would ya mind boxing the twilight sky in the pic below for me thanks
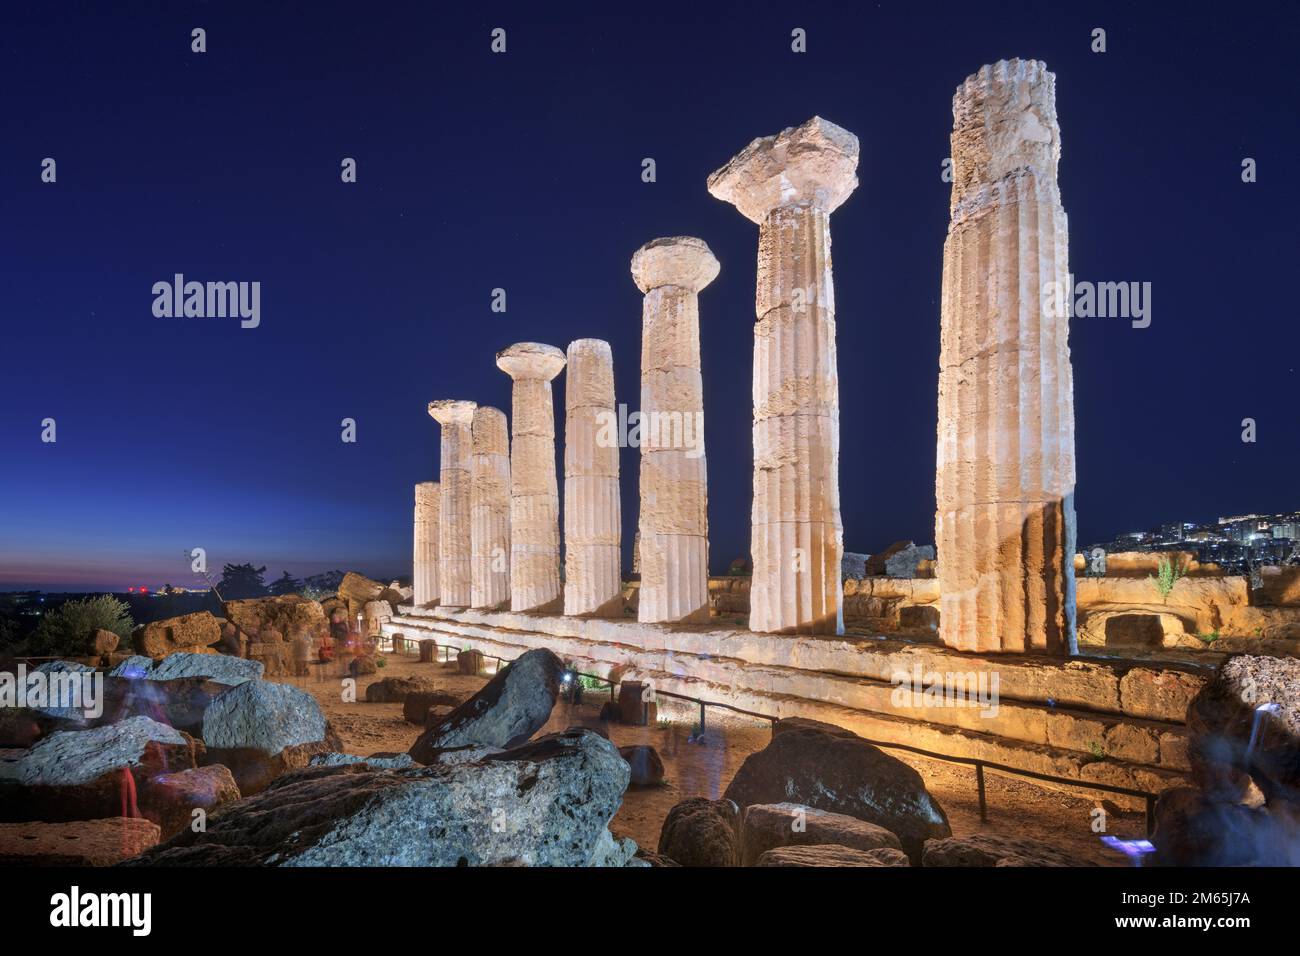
[2,1,1297,591]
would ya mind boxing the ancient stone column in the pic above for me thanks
[412,481,440,607]
[563,339,623,616]
[631,237,718,624]
[470,406,511,609]
[708,117,858,635]
[936,59,1078,654]
[427,400,476,608]
[496,343,566,611]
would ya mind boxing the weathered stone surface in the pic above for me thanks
[709,117,858,636]
[91,629,120,656]
[337,571,384,619]
[1187,654,1300,801]
[348,654,378,677]
[223,595,325,641]
[739,801,902,866]
[201,680,340,794]
[128,730,634,866]
[310,752,416,770]
[842,552,869,580]
[430,400,478,609]
[899,604,940,631]
[755,844,910,867]
[1149,785,1300,866]
[145,651,263,686]
[922,833,1078,867]
[497,343,567,612]
[0,817,161,866]
[864,541,935,579]
[413,481,441,607]
[723,724,950,860]
[410,648,562,761]
[937,59,1077,655]
[145,764,240,839]
[632,239,716,624]
[132,611,222,659]
[619,744,665,786]
[471,407,511,609]
[658,797,739,866]
[0,716,198,823]
[364,675,437,704]
[565,339,622,617]
[634,848,680,866]
[109,655,155,679]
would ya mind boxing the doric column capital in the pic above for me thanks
[495,342,566,381]
[707,116,859,224]
[630,237,720,294]
[427,399,477,426]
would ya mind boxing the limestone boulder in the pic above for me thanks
[865,541,935,579]
[1187,654,1300,802]
[657,797,740,866]
[1149,786,1300,866]
[0,716,199,823]
[337,571,384,618]
[841,552,869,581]
[722,724,950,861]
[409,648,563,762]
[739,802,902,866]
[201,680,341,794]
[131,611,222,659]
[755,844,910,867]
[402,690,470,724]
[91,629,120,656]
[310,752,416,770]
[364,675,437,704]
[223,595,326,641]
[127,730,635,867]
[922,834,1078,867]
[362,599,394,636]
[0,817,161,866]
[144,764,241,840]
[141,651,264,686]
[619,744,665,786]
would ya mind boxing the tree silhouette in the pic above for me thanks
[268,571,304,596]
[219,562,269,599]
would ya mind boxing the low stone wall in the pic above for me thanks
[383,606,1207,805]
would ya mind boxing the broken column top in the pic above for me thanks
[950,58,1059,212]
[471,405,509,453]
[495,342,566,381]
[707,116,859,224]
[415,481,439,504]
[427,399,477,425]
[631,236,720,294]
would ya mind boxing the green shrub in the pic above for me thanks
[31,595,133,656]
[1149,555,1188,602]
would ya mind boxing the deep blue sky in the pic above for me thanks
[2,1,1297,591]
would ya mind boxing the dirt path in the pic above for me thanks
[280,653,1143,866]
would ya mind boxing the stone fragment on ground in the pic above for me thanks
[132,611,222,659]
[658,797,740,866]
[144,764,241,839]
[0,817,161,866]
[922,833,1079,867]
[619,744,665,786]
[740,801,902,866]
[755,844,911,867]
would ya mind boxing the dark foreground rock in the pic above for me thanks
[922,833,1079,867]
[409,648,563,762]
[201,680,340,794]
[365,675,437,704]
[755,844,911,867]
[0,817,161,865]
[619,745,665,786]
[0,716,199,823]
[1148,785,1300,866]
[658,797,740,866]
[126,730,637,866]
[401,689,468,723]
[1187,654,1300,802]
[723,724,950,861]
[144,764,241,839]
[740,802,902,866]
[309,752,415,770]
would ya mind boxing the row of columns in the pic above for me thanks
[413,60,1078,653]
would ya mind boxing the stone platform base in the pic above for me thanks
[382,607,1211,807]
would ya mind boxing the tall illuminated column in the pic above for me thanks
[427,400,476,608]
[471,406,511,609]
[563,338,622,616]
[631,237,718,623]
[936,59,1078,654]
[412,481,440,607]
[708,116,858,635]
[496,343,566,612]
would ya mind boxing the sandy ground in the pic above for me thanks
[279,652,1145,867]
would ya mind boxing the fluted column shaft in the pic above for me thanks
[428,400,476,607]
[631,238,718,623]
[708,117,858,635]
[471,406,511,609]
[936,59,1078,654]
[413,481,440,607]
[497,343,567,612]
[564,339,622,616]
